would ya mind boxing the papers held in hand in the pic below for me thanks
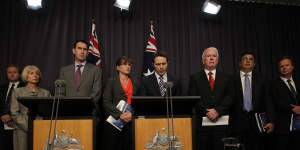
[255,112,268,133]
[106,100,132,131]
[290,114,300,131]
[202,115,229,126]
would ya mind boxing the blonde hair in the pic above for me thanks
[21,65,42,83]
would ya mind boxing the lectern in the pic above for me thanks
[18,97,95,150]
[131,96,200,150]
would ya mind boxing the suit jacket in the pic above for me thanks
[188,70,232,130]
[271,76,300,134]
[140,73,182,96]
[0,82,25,117]
[10,86,50,131]
[59,63,102,104]
[102,77,140,119]
[229,72,275,133]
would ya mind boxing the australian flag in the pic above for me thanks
[142,21,158,76]
[87,21,102,68]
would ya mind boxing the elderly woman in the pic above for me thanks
[102,56,141,150]
[10,65,50,150]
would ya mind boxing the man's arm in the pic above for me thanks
[90,68,102,104]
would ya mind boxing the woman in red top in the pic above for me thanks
[102,56,141,150]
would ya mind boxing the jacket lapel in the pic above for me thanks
[251,72,257,109]
[279,78,295,103]
[150,74,161,95]
[78,63,89,87]
[68,65,77,88]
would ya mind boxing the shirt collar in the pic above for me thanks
[155,72,167,79]
[75,61,86,67]
[204,69,216,76]
[280,76,294,83]
[240,71,252,78]
[9,81,20,87]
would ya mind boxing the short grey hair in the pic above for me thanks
[202,47,219,60]
[21,65,42,83]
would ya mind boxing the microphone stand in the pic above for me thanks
[46,96,56,150]
[46,83,64,150]
[165,83,176,150]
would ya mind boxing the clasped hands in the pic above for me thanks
[206,108,219,122]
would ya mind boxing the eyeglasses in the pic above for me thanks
[241,57,254,61]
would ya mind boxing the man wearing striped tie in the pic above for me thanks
[271,56,300,150]
[140,51,182,96]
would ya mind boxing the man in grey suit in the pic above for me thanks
[59,40,102,149]
[59,40,102,104]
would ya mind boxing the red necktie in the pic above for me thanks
[208,72,215,91]
[76,65,82,86]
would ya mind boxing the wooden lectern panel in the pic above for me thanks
[33,120,93,150]
[135,118,192,150]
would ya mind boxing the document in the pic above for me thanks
[290,114,300,131]
[255,112,268,133]
[106,100,132,131]
[202,115,229,126]
[4,124,15,130]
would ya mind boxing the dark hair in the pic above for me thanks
[116,56,132,66]
[6,64,20,73]
[152,51,168,63]
[277,56,294,66]
[240,52,256,62]
[73,40,89,48]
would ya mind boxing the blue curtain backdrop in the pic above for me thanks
[1,0,299,94]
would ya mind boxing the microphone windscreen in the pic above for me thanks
[55,80,66,87]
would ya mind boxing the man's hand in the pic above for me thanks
[120,113,132,123]
[1,114,15,127]
[291,104,300,115]
[1,114,11,123]
[206,109,219,122]
[264,123,274,134]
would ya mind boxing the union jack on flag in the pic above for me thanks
[142,22,158,76]
[87,22,102,68]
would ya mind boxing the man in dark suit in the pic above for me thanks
[188,47,232,150]
[229,52,275,150]
[271,56,300,150]
[140,51,182,96]
[0,65,25,150]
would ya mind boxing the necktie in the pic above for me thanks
[287,79,297,98]
[76,65,82,86]
[159,76,166,96]
[6,83,15,103]
[208,72,215,91]
[244,74,252,112]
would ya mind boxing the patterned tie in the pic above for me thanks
[287,79,297,98]
[76,65,82,86]
[159,76,166,96]
[208,72,215,91]
[6,83,15,103]
[244,74,252,112]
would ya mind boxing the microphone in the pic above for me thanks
[163,82,174,88]
[54,79,66,97]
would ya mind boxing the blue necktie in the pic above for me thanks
[244,74,252,112]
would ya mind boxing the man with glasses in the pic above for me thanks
[229,52,275,150]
